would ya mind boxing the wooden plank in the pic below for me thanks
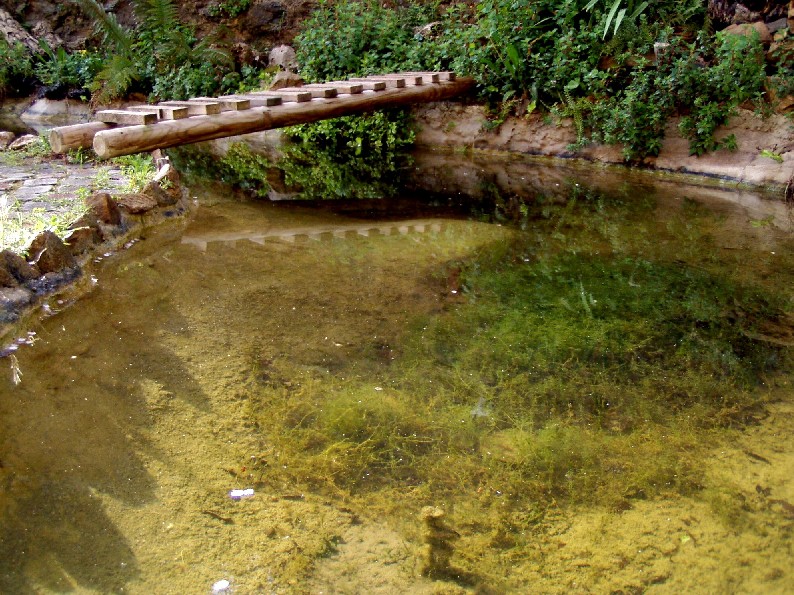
[220,94,282,107]
[367,74,423,85]
[96,109,158,125]
[193,96,251,111]
[305,82,365,94]
[349,77,405,88]
[397,71,440,83]
[159,100,221,116]
[92,78,475,159]
[400,71,457,81]
[247,90,313,103]
[278,85,337,99]
[126,105,190,120]
[348,80,386,91]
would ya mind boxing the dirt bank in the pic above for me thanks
[413,104,794,191]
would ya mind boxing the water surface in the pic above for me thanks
[1,152,792,593]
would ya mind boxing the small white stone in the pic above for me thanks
[212,579,231,593]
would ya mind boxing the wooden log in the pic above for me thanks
[126,105,190,120]
[349,77,405,88]
[92,77,475,159]
[96,109,158,125]
[220,94,282,107]
[159,100,221,115]
[50,121,112,154]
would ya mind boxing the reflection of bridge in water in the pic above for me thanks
[181,219,443,252]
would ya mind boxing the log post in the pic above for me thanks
[92,78,474,159]
[50,122,112,154]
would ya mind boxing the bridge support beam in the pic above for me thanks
[90,78,474,159]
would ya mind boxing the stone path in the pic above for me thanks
[0,161,130,217]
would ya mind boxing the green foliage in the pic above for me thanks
[585,0,649,40]
[294,0,438,82]
[34,43,103,91]
[206,0,251,18]
[0,39,34,98]
[169,110,416,200]
[72,0,235,102]
[111,153,156,192]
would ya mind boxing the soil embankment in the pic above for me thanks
[414,103,794,190]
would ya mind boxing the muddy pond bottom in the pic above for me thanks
[1,155,793,594]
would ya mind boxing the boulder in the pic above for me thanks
[268,45,297,71]
[0,131,15,150]
[146,161,182,206]
[0,250,39,284]
[115,193,158,214]
[86,191,122,225]
[722,22,772,44]
[27,231,76,274]
[0,7,38,52]
[8,134,39,151]
[64,220,102,255]
[268,70,304,90]
[243,1,285,36]
[0,287,34,323]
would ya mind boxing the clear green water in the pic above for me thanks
[1,152,792,593]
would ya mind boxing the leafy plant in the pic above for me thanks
[206,0,251,18]
[35,42,102,91]
[584,0,649,40]
[0,39,34,98]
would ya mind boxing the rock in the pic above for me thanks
[243,1,285,36]
[64,221,102,255]
[722,22,772,44]
[0,287,34,323]
[86,191,122,225]
[26,268,81,296]
[8,135,39,151]
[0,131,15,150]
[268,70,304,90]
[27,231,77,274]
[146,161,182,206]
[268,45,297,71]
[0,265,18,288]
[0,7,39,52]
[767,17,789,34]
[115,192,158,214]
[0,250,39,284]
[790,0,794,33]
[732,4,760,24]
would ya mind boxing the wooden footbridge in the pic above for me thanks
[49,72,473,159]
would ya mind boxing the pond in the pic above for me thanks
[1,149,792,594]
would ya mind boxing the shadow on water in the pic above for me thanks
[0,224,213,592]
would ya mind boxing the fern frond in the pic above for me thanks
[92,53,139,102]
[72,0,133,54]
[194,39,234,68]
[132,0,179,33]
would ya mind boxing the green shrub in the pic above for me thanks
[0,39,34,98]
[34,43,103,91]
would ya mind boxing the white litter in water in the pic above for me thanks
[470,397,491,418]
[212,578,231,593]
[229,488,255,500]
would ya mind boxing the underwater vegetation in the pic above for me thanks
[243,182,793,535]
[168,110,415,200]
